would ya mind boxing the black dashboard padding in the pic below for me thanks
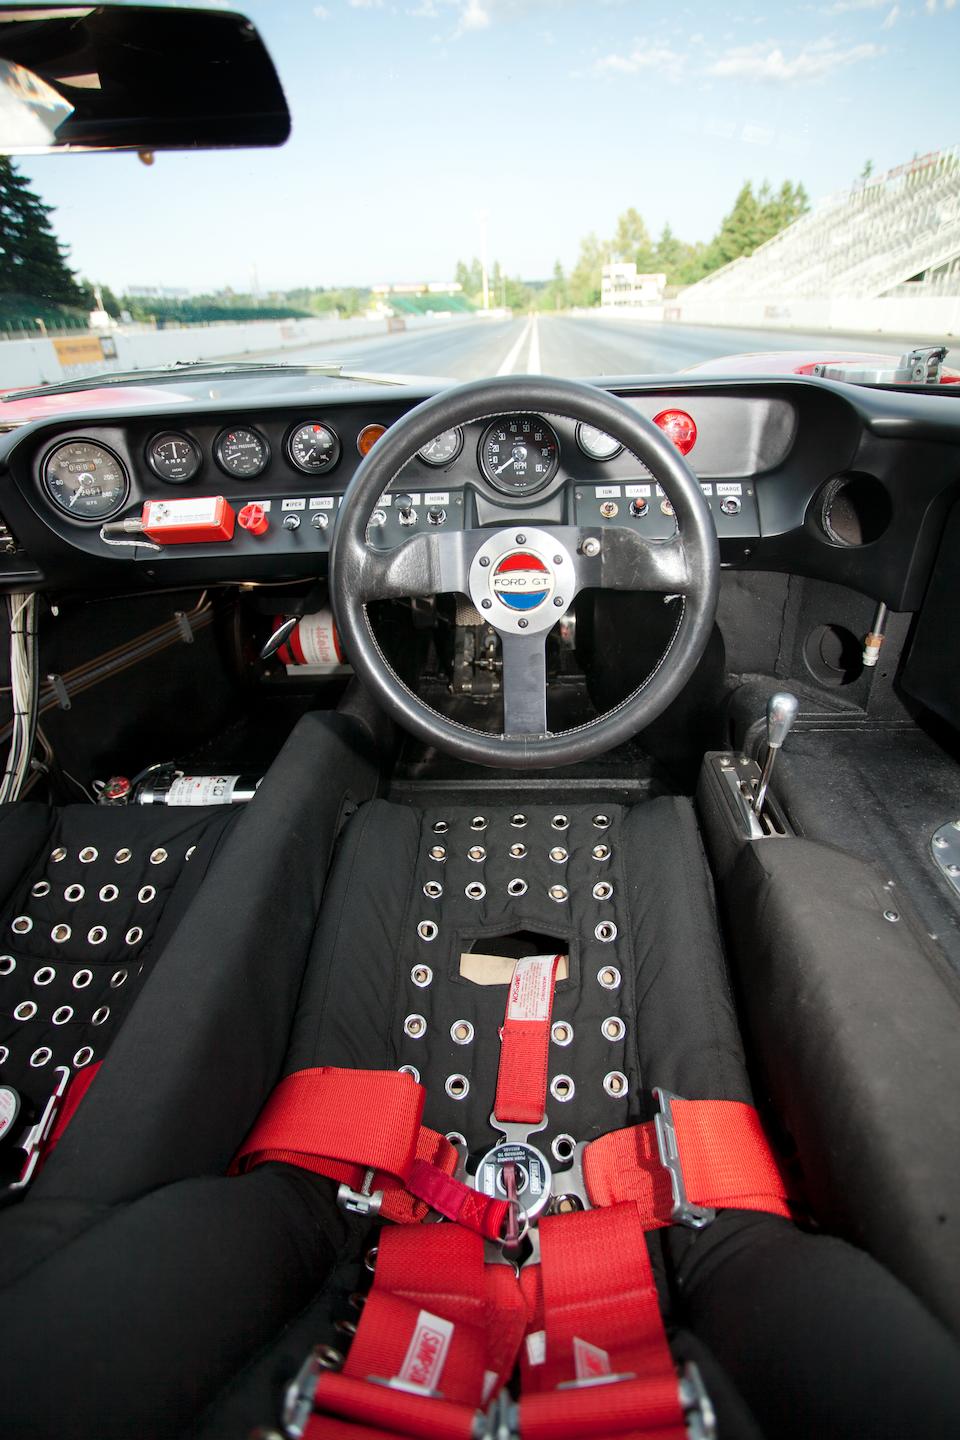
[902,496,960,732]
[724,837,960,1336]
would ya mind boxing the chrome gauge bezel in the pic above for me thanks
[41,438,130,522]
[285,420,342,476]
[576,421,623,461]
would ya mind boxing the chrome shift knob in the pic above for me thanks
[766,692,799,751]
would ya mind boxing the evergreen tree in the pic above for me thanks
[654,223,685,276]
[0,157,85,305]
[612,207,655,269]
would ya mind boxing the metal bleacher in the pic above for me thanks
[680,148,960,302]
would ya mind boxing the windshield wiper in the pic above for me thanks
[2,359,348,403]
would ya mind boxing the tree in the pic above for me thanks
[654,223,684,277]
[540,259,569,311]
[569,232,611,308]
[611,207,656,270]
[0,157,85,306]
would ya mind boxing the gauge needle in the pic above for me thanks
[495,457,516,474]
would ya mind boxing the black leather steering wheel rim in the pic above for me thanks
[330,375,719,770]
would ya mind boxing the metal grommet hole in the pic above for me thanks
[507,878,528,897]
[510,814,527,828]
[30,1047,52,1068]
[595,921,618,943]
[550,1074,575,1102]
[79,847,98,864]
[411,964,433,988]
[12,916,33,935]
[149,848,168,865]
[334,1318,358,1338]
[467,845,486,862]
[52,1006,73,1025]
[592,814,611,829]
[551,1021,573,1046]
[423,881,443,899]
[0,955,15,976]
[592,844,611,862]
[470,816,487,831]
[404,1013,427,1039]
[398,1064,421,1081]
[51,923,71,944]
[552,1134,577,1163]
[110,970,127,989]
[465,882,486,900]
[364,1246,378,1273]
[50,847,67,864]
[348,1292,367,1313]
[451,1020,474,1045]
[72,968,93,989]
[417,920,439,942]
[317,1345,345,1371]
[87,926,108,946]
[65,884,86,903]
[92,1006,110,1026]
[99,885,118,903]
[598,965,622,990]
[14,1001,37,1021]
[432,820,449,834]
[548,884,568,903]
[0,1045,8,1063]
[602,1016,626,1041]
[549,847,568,864]
[446,1131,467,1147]
[31,881,50,899]
[138,886,156,904]
[509,842,527,859]
[593,881,614,901]
[125,927,144,945]
[114,848,132,865]
[184,845,196,863]
[429,846,447,863]
[33,966,55,986]
[551,814,569,831]
[73,1046,94,1067]
[604,1071,628,1098]
[445,1073,470,1099]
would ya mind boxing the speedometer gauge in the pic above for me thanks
[287,421,340,475]
[42,439,129,520]
[419,428,463,467]
[576,422,622,461]
[214,427,269,478]
[478,415,559,495]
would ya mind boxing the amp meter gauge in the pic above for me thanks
[42,439,129,520]
[147,432,202,483]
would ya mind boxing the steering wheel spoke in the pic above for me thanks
[593,527,691,593]
[500,633,548,737]
[356,529,478,603]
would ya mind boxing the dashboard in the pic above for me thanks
[2,375,959,613]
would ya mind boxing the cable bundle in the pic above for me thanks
[1,592,38,804]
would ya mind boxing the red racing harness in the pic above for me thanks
[231,955,799,1439]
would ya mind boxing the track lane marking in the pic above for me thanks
[496,316,533,376]
[526,315,541,374]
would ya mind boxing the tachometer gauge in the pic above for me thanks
[42,439,129,520]
[214,427,269,479]
[478,415,559,495]
[147,432,202,483]
[576,422,622,461]
[286,421,341,475]
[419,428,463,467]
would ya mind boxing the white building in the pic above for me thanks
[601,264,666,308]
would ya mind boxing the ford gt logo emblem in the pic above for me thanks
[492,551,553,611]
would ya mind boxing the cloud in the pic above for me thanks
[313,3,330,14]
[706,38,882,81]
[824,0,886,10]
[881,4,899,24]
[593,44,686,78]
[347,0,383,8]
[458,0,491,28]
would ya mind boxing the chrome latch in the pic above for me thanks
[653,1089,716,1231]
[337,1167,384,1218]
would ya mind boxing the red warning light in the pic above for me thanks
[653,409,697,456]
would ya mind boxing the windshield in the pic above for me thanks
[1,0,958,401]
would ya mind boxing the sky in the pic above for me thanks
[11,0,960,294]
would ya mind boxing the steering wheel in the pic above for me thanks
[330,375,719,769]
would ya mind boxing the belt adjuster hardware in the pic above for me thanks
[653,1088,716,1231]
[337,1166,384,1218]
[680,1361,718,1439]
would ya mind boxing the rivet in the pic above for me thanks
[50,847,67,863]
[0,955,15,975]
[465,882,486,900]
[72,969,93,989]
[598,965,622,990]
[12,916,33,934]
[51,923,71,943]
[551,814,569,831]
[73,1046,94,1067]
[553,554,564,565]
[91,1006,110,1026]
[479,556,490,568]
[592,815,611,829]
[65,884,86,903]
[87,926,107,946]
[883,910,900,922]
[114,848,132,865]
[551,1021,573,1046]
[150,848,168,865]
[550,1074,575,1102]
[398,1064,421,1081]
[510,814,527,828]
[30,1047,52,1068]
[509,842,527,859]
[517,618,529,629]
[602,1016,626,1041]
[432,820,449,834]
[31,881,50,899]
[138,886,156,904]
[516,534,526,544]
[79,847,98,864]
[423,881,443,899]
[429,846,447,863]
[548,884,569,902]
[411,964,433,987]
[110,970,127,989]
[52,1006,73,1025]
[99,884,118,903]
[593,881,614,900]
[404,1013,427,1038]
[33,966,55,986]
[467,845,486,862]
[481,599,492,609]
[125,926,144,945]
[446,1130,467,1147]
[595,921,618,942]
[592,844,611,861]
[552,1134,576,1163]
[445,1074,470,1099]
[470,816,487,831]
[451,1020,474,1045]
[549,847,568,863]
[14,1001,37,1021]
[507,878,528,896]
[603,1071,628,1098]
[417,920,439,942]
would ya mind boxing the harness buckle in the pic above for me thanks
[653,1089,716,1231]
[679,1361,718,1440]
[475,1388,519,1439]
[337,1167,384,1218]
[282,1344,343,1438]
[6,1065,71,1193]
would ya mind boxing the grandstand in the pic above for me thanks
[680,148,960,303]
[386,292,474,317]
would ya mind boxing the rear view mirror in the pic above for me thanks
[0,4,290,154]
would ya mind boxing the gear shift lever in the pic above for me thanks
[753,692,799,818]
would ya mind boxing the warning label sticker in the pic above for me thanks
[166,775,239,806]
[506,954,558,1023]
